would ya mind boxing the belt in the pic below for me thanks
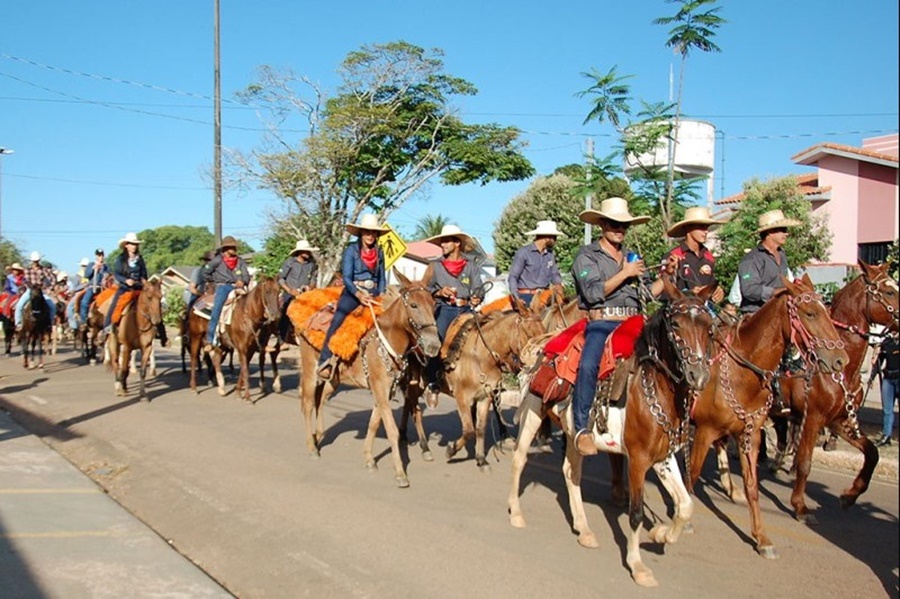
[588,306,640,321]
[354,280,376,290]
[517,288,546,294]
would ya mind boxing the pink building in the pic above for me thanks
[719,133,898,280]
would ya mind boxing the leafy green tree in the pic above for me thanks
[653,0,726,229]
[232,41,534,282]
[714,176,831,287]
[0,238,24,272]
[888,239,899,279]
[413,214,452,240]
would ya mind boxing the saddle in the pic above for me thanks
[286,287,383,361]
[529,315,645,405]
[94,288,139,326]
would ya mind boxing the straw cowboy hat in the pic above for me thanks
[525,220,566,237]
[218,235,239,251]
[29,251,42,262]
[424,224,476,253]
[56,271,68,282]
[345,213,390,237]
[579,197,651,226]
[289,239,319,256]
[9,262,23,272]
[79,257,89,267]
[756,209,802,234]
[667,206,728,238]
[118,232,142,249]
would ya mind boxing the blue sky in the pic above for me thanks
[1,1,897,270]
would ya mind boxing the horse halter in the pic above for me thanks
[788,291,845,367]
[395,286,439,361]
[646,297,713,389]
[864,273,899,328]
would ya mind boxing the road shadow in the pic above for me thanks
[0,396,83,443]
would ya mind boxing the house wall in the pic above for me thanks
[815,155,860,264]
[858,161,899,243]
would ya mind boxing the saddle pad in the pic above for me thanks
[544,318,587,357]
[480,294,513,315]
[287,287,383,361]
[599,315,645,380]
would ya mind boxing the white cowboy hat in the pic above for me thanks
[579,197,651,226]
[345,213,390,236]
[667,206,728,238]
[56,271,68,282]
[79,257,90,267]
[118,232,142,249]
[424,224,476,253]
[525,220,566,237]
[289,239,319,256]
[29,251,42,262]
[756,209,802,234]
[9,262,23,271]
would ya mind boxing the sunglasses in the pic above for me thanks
[604,220,630,230]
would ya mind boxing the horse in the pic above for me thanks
[717,260,898,523]
[19,283,53,370]
[507,278,715,588]
[106,279,164,400]
[296,271,441,488]
[683,274,848,559]
[398,295,546,470]
[207,276,281,402]
[184,284,248,395]
[540,296,585,333]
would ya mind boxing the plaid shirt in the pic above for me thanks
[23,265,53,290]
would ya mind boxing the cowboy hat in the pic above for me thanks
[118,232,142,248]
[424,224,476,253]
[289,239,319,256]
[56,271,68,282]
[525,220,566,237]
[202,250,216,262]
[756,209,801,234]
[79,257,90,267]
[667,206,728,238]
[345,213,390,236]
[9,262,23,272]
[579,197,651,226]
[218,235,239,250]
[29,251,42,262]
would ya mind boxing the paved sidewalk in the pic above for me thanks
[0,408,232,598]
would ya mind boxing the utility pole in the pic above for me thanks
[213,0,222,247]
[584,138,594,245]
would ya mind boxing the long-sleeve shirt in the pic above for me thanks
[737,244,791,314]
[84,262,111,291]
[23,264,54,290]
[507,243,562,298]
[571,241,640,310]
[4,274,24,294]
[340,242,385,297]
[278,258,318,291]
[424,259,484,303]
[112,253,148,290]
[203,255,251,286]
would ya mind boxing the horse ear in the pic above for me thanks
[661,275,682,300]
[697,283,715,301]
[800,273,814,289]
[857,259,876,282]
[393,268,411,287]
[780,275,797,296]
[510,294,526,314]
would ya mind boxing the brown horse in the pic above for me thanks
[508,278,715,588]
[684,274,848,559]
[718,260,898,523]
[297,271,441,488]
[19,284,53,370]
[541,296,585,333]
[208,276,281,402]
[106,280,164,400]
[399,295,546,470]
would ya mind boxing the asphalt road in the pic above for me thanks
[0,343,897,598]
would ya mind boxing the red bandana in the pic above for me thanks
[442,259,467,278]
[360,248,378,271]
[223,255,238,270]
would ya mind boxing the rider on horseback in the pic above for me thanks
[277,239,319,343]
[421,224,484,407]
[203,236,250,353]
[79,248,109,329]
[664,206,727,303]
[315,214,387,382]
[507,220,565,308]
[2,262,25,319]
[571,198,675,456]
[14,252,57,332]
[99,233,148,344]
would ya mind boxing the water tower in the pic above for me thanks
[623,119,717,207]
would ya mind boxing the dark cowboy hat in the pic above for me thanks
[218,235,239,250]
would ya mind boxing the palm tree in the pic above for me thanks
[653,0,726,229]
[413,214,452,240]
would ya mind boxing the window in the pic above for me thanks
[858,242,890,265]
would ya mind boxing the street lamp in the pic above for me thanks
[0,147,13,239]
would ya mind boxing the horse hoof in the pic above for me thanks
[683,522,695,534]
[217,388,226,397]
[422,450,434,462]
[365,460,377,471]
[797,512,818,526]
[140,396,149,403]
[395,475,410,489]
[839,493,857,510]
[577,531,599,549]
[477,462,492,474]
[649,525,672,544]
[758,545,779,560]
[509,514,526,529]
[632,567,659,588]
[445,446,457,459]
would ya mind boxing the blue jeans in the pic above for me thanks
[572,320,620,432]
[426,302,471,385]
[207,284,234,345]
[79,288,97,324]
[66,297,78,330]
[318,289,361,365]
[882,375,898,438]
[14,288,57,327]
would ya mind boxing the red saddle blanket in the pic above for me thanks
[541,315,644,384]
